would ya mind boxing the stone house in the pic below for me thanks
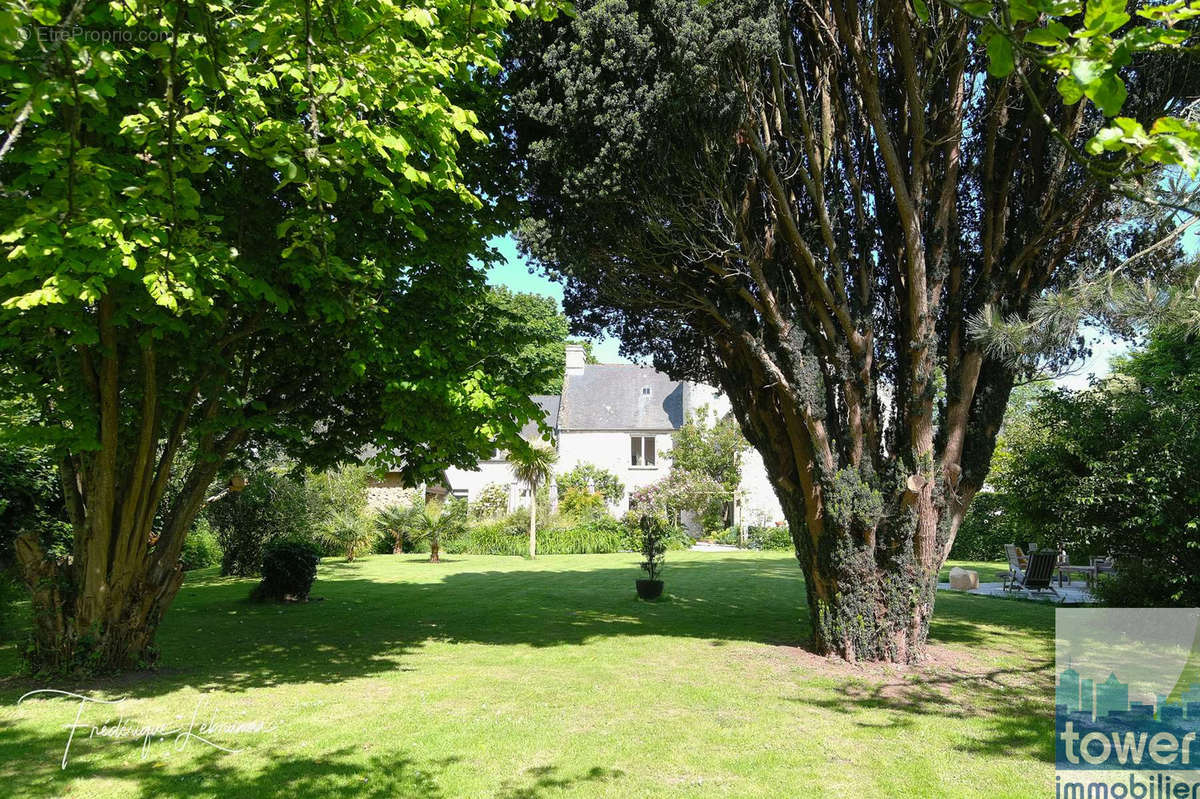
[429,345,784,529]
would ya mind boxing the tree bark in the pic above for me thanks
[528,486,537,558]
[16,529,187,673]
[775,484,944,663]
[14,335,243,673]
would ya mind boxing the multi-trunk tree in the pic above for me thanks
[506,0,1199,661]
[0,0,557,673]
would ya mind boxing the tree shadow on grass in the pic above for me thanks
[794,658,1055,762]
[930,591,1055,650]
[0,714,626,799]
[0,555,1058,794]
[0,555,1053,720]
[1,556,814,697]
[496,765,625,799]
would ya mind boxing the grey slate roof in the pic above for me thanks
[521,394,561,441]
[559,364,685,431]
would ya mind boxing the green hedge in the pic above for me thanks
[949,491,1027,562]
[438,515,692,556]
[747,524,792,550]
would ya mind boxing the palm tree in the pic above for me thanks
[403,498,466,563]
[321,508,376,562]
[375,503,411,554]
[507,442,557,558]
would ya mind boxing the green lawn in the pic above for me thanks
[0,552,1053,798]
[938,559,1012,583]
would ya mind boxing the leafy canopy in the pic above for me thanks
[483,286,571,394]
[669,405,749,495]
[956,0,1200,177]
[999,330,1200,605]
[0,0,563,485]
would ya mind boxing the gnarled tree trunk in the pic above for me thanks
[713,335,1011,664]
[12,296,249,673]
[14,444,231,673]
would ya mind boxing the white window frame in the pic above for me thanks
[630,435,657,468]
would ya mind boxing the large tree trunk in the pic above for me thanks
[714,340,1002,664]
[13,331,243,672]
[12,293,255,674]
[776,486,945,663]
[14,469,223,673]
[16,530,186,672]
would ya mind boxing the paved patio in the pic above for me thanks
[937,579,1095,604]
[690,542,741,552]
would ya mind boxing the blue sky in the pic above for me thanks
[487,227,1200,386]
[484,236,633,364]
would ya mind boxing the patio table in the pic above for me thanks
[1057,564,1096,588]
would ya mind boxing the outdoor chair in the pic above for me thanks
[1009,550,1061,600]
[1003,544,1028,590]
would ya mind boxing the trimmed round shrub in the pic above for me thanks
[250,539,321,602]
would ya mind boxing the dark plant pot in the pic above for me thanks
[636,579,664,600]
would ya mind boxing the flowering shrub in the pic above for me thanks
[471,482,510,520]
[556,463,625,504]
[630,470,728,533]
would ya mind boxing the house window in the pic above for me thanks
[630,435,656,467]
[641,386,651,396]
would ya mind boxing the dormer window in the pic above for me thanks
[641,386,651,396]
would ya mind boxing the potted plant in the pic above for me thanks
[636,515,667,600]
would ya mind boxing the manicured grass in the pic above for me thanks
[939,559,1012,583]
[0,551,1054,798]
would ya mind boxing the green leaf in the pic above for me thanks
[1084,0,1130,35]
[986,31,1014,77]
[1058,74,1084,104]
[913,0,930,23]
[316,179,338,203]
[1009,0,1038,22]
[1070,58,1104,86]
[1084,73,1127,117]
[1085,125,1123,155]
[1023,22,1069,47]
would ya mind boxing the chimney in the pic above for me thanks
[565,344,586,376]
